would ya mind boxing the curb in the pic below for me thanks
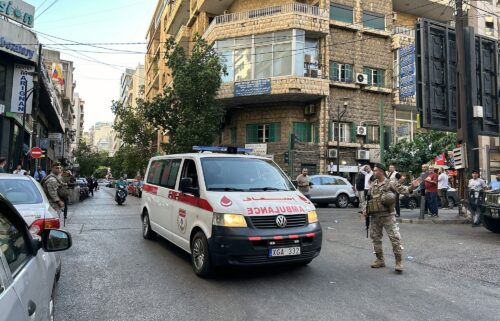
[396,217,469,225]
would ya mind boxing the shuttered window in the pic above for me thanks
[246,123,281,143]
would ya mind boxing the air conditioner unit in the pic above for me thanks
[357,126,367,136]
[357,150,370,160]
[310,69,319,78]
[304,104,315,115]
[327,149,338,158]
[356,73,368,85]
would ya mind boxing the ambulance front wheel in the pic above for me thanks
[191,231,213,277]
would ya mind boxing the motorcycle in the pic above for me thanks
[115,185,127,205]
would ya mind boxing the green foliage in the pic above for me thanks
[139,35,226,154]
[73,140,106,177]
[384,131,457,176]
[93,166,108,179]
[109,145,150,179]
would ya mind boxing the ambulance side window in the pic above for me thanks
[180,159,199,189]
[160,159,181,189]
[147,160,164,185]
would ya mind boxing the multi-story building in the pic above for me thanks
[42,49,78,164]
[111,65,145,156]
[392,0,500,178]
[71,93,85,156]
[88,122,114,155]
[146,0,396,179]
[0,4,70,172]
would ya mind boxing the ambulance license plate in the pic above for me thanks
[269,247,301,257]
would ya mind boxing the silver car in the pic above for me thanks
[309,175,357,208]
[0,193,72,321]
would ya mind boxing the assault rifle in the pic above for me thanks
[365,194,370,238]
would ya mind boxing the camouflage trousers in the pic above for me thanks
[370,214,403,255]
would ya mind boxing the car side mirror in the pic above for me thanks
[41,229,72,252]
[180,177,199,197]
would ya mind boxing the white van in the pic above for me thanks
[140,148,322,277]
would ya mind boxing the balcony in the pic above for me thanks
[175,25,190,51]
[217,75,329,107]
[393,0,453,22]
[203,3,329,43]
[165,0,190,37]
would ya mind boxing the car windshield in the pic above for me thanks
[201,157,294,192]
[0,179,43,205]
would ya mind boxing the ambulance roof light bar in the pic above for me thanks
[192,146,254,154]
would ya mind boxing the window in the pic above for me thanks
[0,64,6,101]
[485,16,494,36]
[230,127,237,145]
[330,62,353,82]
[147,160,164,185]
[246,123,281,143]
[293,122,318,143]
[363,11,385,30]
[395,109,418,142]
[234,48,251,81]
[273,43,292,77]
[332,122,351,142]
[393,50,400,89]
[0,212,30,276]
[366,125,380,144]
[321,176,337,185]
[304,38,319,77]
[310,177,321,185]
[330,3,353,24]
[0,180,43,205]
[180,159,199,189]
[255,45,273,79]
[158,159,181,189]
[363,67,385,87]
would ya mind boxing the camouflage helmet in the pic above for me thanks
[381,191,397,207]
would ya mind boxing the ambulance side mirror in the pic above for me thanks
[180,177,199,197]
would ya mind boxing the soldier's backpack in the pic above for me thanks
[41,174,70,201]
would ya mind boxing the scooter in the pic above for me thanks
[115,185,127,205]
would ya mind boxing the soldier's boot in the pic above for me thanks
[371,252,385,268]
[394,254,403,273]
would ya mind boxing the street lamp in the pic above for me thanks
[336,97,349,175]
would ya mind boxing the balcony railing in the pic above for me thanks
[204,3,327,37]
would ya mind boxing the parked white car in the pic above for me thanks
[308,175,358,208]
[0,193,72,321]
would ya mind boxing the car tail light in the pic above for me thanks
[29,218,61,237]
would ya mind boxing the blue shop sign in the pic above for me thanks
[235,79,271,97]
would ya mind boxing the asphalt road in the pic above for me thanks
[55,187,500,321]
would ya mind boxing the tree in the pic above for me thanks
[139,35,226,154]
[73,140,104,177]
[385,131,457,176]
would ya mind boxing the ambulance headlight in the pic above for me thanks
[213,213,248,227]
[307,210,318,224]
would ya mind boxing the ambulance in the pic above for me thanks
[140,147,322,277]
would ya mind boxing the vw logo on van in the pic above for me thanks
[276,215,287,228]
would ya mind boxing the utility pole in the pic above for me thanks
[379,97,384,163]
[31,44,42,172]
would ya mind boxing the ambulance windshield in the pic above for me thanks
[201,157,294,192]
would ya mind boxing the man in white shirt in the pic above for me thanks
[468,170,487,227]
[437,168,450,209]
[12,164,26,175]
[360,165,373,206]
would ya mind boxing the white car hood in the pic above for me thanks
[14,203,56,226]
[207,191,315,216]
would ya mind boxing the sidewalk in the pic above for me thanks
[396,207,469,224]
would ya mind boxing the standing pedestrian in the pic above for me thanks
[13,164,26,175]
[360,165,373,207]
[438,168,451,209]
[468,170,487,227]
[41,163,68,212]
[420,164,430,214]
[355,168,366,211]
[0,157,6,173]
[387,164,401,217]
[363,163,415,273]
[424,166,439,217]
[296,168,312,200]
[34,165,47,182]
[87,177,94,197]
[488,172,500,191]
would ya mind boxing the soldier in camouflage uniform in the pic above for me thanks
[41,163,66,211]
[363,163,416,273]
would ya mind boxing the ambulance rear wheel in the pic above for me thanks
[191,231,213,277]
[142,212,156,240]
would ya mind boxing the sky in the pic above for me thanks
[28,0,157,131]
